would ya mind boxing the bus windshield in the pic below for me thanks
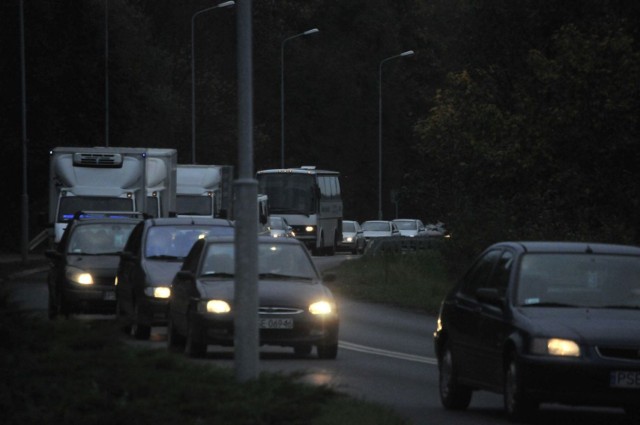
[258,173,315,214]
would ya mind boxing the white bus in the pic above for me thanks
[257,166,343,255]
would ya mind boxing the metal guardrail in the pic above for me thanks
[363,236,444,256]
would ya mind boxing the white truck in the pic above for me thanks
[49,147,177,243]
[175,164,233,218]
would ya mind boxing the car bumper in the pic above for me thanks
[62,285,116,313]
[519,353,640,407]
[190,312,339,348]
[137,297,170,326]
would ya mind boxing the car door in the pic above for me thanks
[117,222,143,314]
[170,239,205,333]
[447,248,503,384]
[474,249,514,390]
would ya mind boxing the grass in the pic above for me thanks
[0,283,409,425]
[326,249,453,315]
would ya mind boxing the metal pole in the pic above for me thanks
[378,50,414,220]
[234,0,259,382]
[20,0,29,263]
[280,28,319,169]
[191,2,235,165]
[105,0,109,147]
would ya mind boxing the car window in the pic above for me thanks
[67,222,137,254]
[342,222,356,232]
[459,249,503,297]
[517,253,640,307]
[145,225,234,258]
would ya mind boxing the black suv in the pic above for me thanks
[46,212,143,319]
[116,217,234,339]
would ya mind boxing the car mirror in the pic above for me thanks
[476,288,504,307]
[45,249,60,260]
[175,270,195,282]
[322,272,337,283]
[120,251,137,261]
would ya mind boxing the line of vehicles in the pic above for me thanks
[44,146,345,359]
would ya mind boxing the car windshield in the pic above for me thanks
[145,225,234,259]
[200,242,318,280]
[517,253,640,308]
[269,217,285,230]
[67,222,137,255]
[394,221,416,230]
[342,222,356,232]
[362,222,389,231]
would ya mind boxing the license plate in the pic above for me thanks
[610,371,640,388]
[103,291,116,301]
[259,318,293,329]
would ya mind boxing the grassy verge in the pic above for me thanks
[326,249,453,315]
[0,287,408,425]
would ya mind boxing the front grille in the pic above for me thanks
[259,307,303,315]
[597,346,640,361]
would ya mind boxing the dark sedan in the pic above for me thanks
[116,217,234,339]
[46,214,141,318]
[167,236,339,359]
[433,241,640,422]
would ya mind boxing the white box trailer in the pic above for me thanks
[176,164,233,218]
[49,147,177,243]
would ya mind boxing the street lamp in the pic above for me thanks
[191,1,235,164]
[280,28,319,169]
[378,50,414,220]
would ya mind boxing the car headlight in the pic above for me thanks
[144,286,171,299]
[305,226,315,233]
[345,236,353,243]
[531,338,581,357]
[198,300,231,314]
[65,267,94,285]
[309,300,334,315]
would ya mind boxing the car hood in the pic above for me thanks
[517,307,640,343]
[67,254,120,276]
[197,278,334,307]
[398,230,418,236]
[144,261,183,286]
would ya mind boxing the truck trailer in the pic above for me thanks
[49,147,177,243]
[175,164,233,218]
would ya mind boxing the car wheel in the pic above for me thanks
[185,319,207,358]
[131,302,151,340]
[317,341,338,359]
[166,316,186,352]
[294,345,312,357]
[504,356,538,422]
[438,342,472,410]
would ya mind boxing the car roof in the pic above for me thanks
[69,217,142,227]
[203,235,303,245]
[144,217,234,227]
[490,241,640,255]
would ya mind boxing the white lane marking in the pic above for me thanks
[339,341,438,365]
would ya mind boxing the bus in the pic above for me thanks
[257,166,343,255]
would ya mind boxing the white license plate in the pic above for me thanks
[259,318,293,329]
[610,371,640,388]
[103,291,116,301]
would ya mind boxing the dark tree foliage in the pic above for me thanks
[3,0,640,267]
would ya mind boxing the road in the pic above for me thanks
[4,255,632,425]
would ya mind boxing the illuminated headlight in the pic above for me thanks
[531,338,581,357]
[198,300,231,314]
[309,301,334,315]
[345,236,354,243]
[65,267,94,285]
[305,226,315,233]
[144,286,171,299]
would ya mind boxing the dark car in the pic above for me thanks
[268,215,295,238]
[116,217,234,339]
[338,220,366,254]
[433,241,640,422]
[167,236,339,359]
[46,213,142,319]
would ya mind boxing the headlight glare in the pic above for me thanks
[305,226,314,233]
[309,300,333,315]
[66,267,93,285]
[206,300,231,314]
[531,338,580,357]
[144,286,171,299]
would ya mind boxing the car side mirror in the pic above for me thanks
[476,288,504,307]
[45,249,61,260]
[120,251,137,262]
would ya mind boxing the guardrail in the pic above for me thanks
[363,236,445,256]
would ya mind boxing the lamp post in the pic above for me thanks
[280,28,319,169]
[378,50,414,220]
[191,1,235,164]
